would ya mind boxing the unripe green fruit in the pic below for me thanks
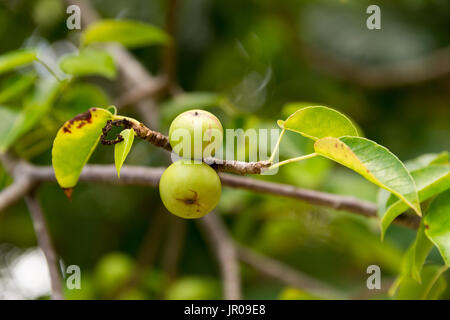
[168,109,223,159]
[159,160,222,219]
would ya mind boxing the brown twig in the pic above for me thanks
[24,192,63,300]
[198,213,242,300]
[100,118,272,174]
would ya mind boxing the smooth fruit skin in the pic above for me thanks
[168,109,223,159]
[159,160,222,219]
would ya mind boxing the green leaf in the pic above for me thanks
[277,106,360,140]
[59,48,116,79]
[424,189,450,266]
[396,265,447,300]
[0,73,37,104]
[114,129,135,178]
[401,222,434,282]
[82,19,170,48]
[379,165,450,238]
[0,79,63,152]
[0,49,37,74]
[0,106,20,149]
[52,107,113,189]
[314,136,421,216]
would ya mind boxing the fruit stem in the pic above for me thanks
[268,128,285,163]
[268,153,317,171]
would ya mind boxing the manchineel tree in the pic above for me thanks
[0,4,449,301]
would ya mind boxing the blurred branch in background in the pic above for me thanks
[162,215,187,286]
[198,213,242,300]
[24,192,63,300]
[304,45,450,89]
[236,245,345,299]
[110,208,169,299]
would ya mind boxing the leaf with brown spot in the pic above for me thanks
[52,107,113,189]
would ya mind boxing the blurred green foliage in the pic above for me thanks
[0,0,448,300]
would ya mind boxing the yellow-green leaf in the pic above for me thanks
[401,222,434,282]
[82,19,170,48]
[59,48,116,79]
[396,265,447,300]
[424,189,450,266]
[314,136,421,216]
[0,49,37,74]
[52,107,113,189]
[114,129,135,178]
[277,105,359,140]
[379,165,450,238]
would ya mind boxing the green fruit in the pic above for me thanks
[93,252,135,294]
[159,160,222,219]
[168,109,223,159]
[166,276,221,300]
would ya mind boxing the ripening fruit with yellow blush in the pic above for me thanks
[159,160,222,219]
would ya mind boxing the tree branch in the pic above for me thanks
[24,192,63,300]
[198,213,242,300]
[0,160,419,228]
[304,45,450,89]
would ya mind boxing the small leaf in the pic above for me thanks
[59,48,116,79]
[424,189,450,266]
[0,73,36,104]
[277,106,359,140]
[52,107,113,189]
[396,265,447,300]
[82,19,170,48]
[114,129,135,178]
[314,136,421,216]
[379,165,450,238]
[0,49,37,74]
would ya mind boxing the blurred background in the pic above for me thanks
[0,0,449,299]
